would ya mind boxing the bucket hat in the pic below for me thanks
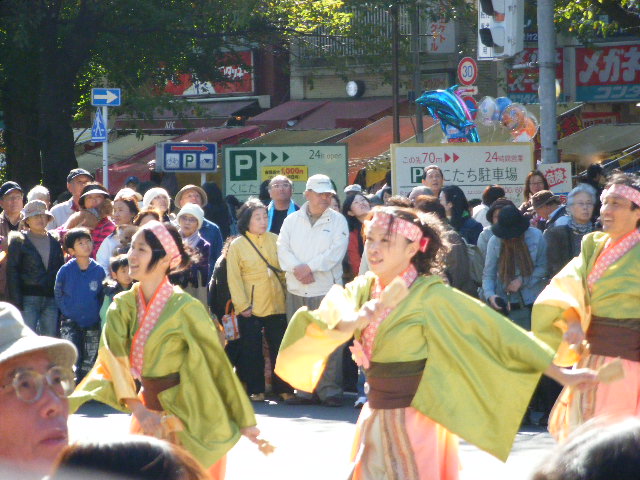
[174,185,208,207]
[20,200,54,229]
[491,204,530,239]
[531,190,559,210]
[0,302,76,369]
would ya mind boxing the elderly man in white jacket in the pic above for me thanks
[277,174,349,406]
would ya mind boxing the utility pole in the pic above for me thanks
[537,0,558,164]
[390,4,401,144]
[412,2,424,142]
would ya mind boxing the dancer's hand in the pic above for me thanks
[564,322,585,345]
[132,404,163,436]
[336,299,383,333]
[545,364,598,390]
[241,426,261,444]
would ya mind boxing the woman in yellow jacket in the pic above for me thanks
[226,197,294,401]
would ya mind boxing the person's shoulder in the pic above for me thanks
[526,226,544,239]
[50,199,71,212]
[7,230,25,245]
[265,231,279,243]
[202,217,221,231]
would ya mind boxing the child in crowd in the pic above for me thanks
[55,227,106,381]
[99,254,133,327]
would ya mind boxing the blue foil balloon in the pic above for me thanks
[495,97,513,116]
[416,85,480,143]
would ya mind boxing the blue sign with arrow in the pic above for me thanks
[91,108,107,142]
[91,88,121,106]
[155,142,218,172]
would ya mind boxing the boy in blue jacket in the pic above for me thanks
[55,227,106,381]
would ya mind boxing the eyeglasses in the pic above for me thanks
[572,202,594,208]
[0,366,75,404]
[529,181,545,186]
[269,184,291,190]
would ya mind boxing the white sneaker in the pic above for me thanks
[354,396,367,409]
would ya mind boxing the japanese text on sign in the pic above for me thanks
[262,166,308,182]
[391,143,534,204]
[508,48,563,103]
[538,163,572,195]
[576,45,640,102]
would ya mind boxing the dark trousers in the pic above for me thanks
[228,313,292,395]
[60,318,101,383]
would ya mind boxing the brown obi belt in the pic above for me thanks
[140,373,180,411]
[365,359,426,410]
[587,316,640,362]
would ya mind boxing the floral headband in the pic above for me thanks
[143,220,182,269]
[365,211,429,252]
[601,184,640,208]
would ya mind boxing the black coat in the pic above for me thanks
[7,231,65,309]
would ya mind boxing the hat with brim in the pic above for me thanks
[491,205,530,239]
[485,198,515,225]
[531,190,558,210]
[66,168,94,183]
[175,185,208,208]
[177,202,204,230]
[19,200,54,229]
[306,174,336,194]
[0,302,76,370]
[79,184,110,208]
[0,181,23,199]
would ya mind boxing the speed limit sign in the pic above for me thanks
[457,57,478,86]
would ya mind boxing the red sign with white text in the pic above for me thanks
[165,51,254,96]
[507,48,563,103]
[576,44,640,102]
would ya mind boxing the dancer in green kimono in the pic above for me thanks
[69,221,258,479]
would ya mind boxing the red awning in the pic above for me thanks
[296,98,399,130]
[341,116,434,184]
[246,100,328,132]
[95,126,262,193]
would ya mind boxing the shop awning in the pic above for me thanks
[115,99,260,130]
[559,123,640,163]
[246,100,328,132]
[295,98,399,130]
[245,128,352,145]
[92,126,262,193]
[342,116,435,185]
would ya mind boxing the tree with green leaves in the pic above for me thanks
[0,0,351,196]
[556,0,640,39]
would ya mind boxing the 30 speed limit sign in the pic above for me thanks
[457,57,478,86]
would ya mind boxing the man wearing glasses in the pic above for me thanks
[267,175,299,235]
[0,302,76,478]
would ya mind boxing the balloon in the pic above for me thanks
[478,96,498,126]
[416,85,480,143]
[495,97,512,116]
[501,103,527,131]
[511,112,539,141]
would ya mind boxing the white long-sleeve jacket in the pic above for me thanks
[277,202,348,297]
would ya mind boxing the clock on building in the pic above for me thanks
[346,80,365,98]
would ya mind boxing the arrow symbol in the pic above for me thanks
[171,145,208,152]
[94,90,119,104]
[271,152,278,163]
[283,152,289,162]
[453,153,460,162]
[444,153,451,162]
[260,153,267,163]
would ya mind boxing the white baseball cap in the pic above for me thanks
[306,174,336,194]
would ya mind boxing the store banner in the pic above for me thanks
[507,48,563,103]
[576,44,640,102]
[538,162,572,201]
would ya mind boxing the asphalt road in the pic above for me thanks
[69,396,554,479]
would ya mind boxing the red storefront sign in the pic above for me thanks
[576,44,640,102]
[507,48,563,103]
[165,51,254,96]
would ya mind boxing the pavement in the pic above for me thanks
[69,395,555,479]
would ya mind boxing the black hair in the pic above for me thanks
[225,195,241,209]
[481,185,505,206]
[342,193,371,232]
[235,197,267,235]
[330,193,341,210]
[109,254,129,273]
[532,418,640,480]
[132,207,161,226]
[441,185,471,231]
[363,206,449,277]
[63,227,92,251]
[50,435,209,480]
[413,195,447,221]
[141,222,191,274]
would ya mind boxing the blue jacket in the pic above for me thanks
[200,219,223,276]
[54,258,106,327]
[482,227,547,306]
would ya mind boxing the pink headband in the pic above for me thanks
[366,211,429,252]
[601,184,640,208]
[143,220,182,269]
